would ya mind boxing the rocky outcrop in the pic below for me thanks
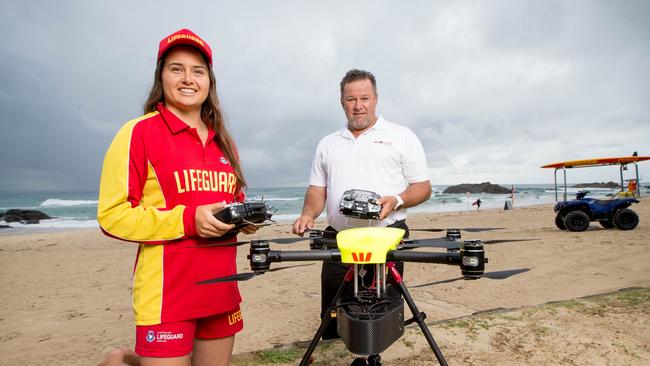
[0,209,51,224]
[442,182,511,194]
[572,181,620,188]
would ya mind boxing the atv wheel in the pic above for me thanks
[598,220,615,229]
[555,214,566,230]
[564,211,590,232]
[614,209,639,230]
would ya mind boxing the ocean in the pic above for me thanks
[0,184,640,233]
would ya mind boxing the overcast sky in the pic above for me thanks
[1,0,649,192]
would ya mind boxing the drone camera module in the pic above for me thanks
[248,240,271,271]
[462,256,479,267]
[339,189,382,220]
[460,240,485,279]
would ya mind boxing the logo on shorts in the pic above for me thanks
[228,309,242,325]
[146,330,155,343]
[155,332,184,342]
[145,330,184,343]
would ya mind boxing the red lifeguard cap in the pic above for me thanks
[157,28,212,66]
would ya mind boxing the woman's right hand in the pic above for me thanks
[195,202,236,238]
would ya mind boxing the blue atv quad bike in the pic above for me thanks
[554,191,639,232]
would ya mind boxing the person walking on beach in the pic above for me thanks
[97,28,256,366]
[292,69,431,364]
[473,198,482,210]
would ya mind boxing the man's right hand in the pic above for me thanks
[292,215,314,236]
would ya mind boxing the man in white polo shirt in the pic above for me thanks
[292,69,431,353]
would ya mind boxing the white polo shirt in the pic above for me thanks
[309,116,430,231]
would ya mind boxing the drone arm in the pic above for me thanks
[267,249,462,265]
[269,249,341,263]
[388,250,460,265]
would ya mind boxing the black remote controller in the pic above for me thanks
[213,202,272,234]
[339,189,382,220]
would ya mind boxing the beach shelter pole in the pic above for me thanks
[636,163,641,197]
[553,167,568,202]
[552,169,556,201]
[619,165,624,192]
[553,169,557,201]
[562,167,566,201]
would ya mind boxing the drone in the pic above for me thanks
[199,190,532,366]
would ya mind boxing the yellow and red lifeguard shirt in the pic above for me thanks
[98,103,244,326]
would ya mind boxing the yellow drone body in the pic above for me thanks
[336,227,406,264]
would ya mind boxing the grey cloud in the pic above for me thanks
[1,0,649,191]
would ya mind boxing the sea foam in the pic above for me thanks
[40,198,99,207]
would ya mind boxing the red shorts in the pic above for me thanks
[135,306,243,358]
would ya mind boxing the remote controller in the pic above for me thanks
[213,202,272,234]
[339,189,382,220]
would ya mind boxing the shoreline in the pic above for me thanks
[0,200,554,236]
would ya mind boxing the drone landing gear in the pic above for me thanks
[390,264,448,366]
[298,263,448,366]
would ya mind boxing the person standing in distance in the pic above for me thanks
[97,28,256,366]
[292,69,432,350]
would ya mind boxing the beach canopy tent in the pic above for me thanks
[540,156,650,201]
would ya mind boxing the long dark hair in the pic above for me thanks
[143,55,247,191]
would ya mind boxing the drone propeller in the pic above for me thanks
[410,227,505,233]
[190,237,313,248]
[400,238,537,250]
[263,237,311,244]
[305,228,338,235]
[409,268,530,288]
[481,239,536,245]
[191,228,338,249]
[482,268,530,279]
[197,263,315,284]
[199,272,258,283]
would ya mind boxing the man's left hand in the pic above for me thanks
[376,195,399,220]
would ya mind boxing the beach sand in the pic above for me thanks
[1,200,649,365]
